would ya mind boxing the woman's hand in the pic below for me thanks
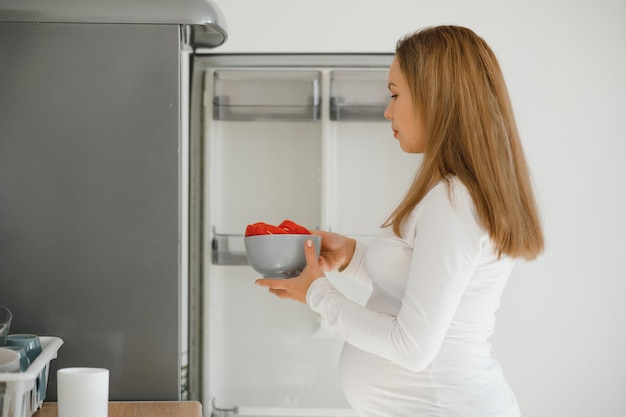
[311,230,356,272]
[255,238,325,304]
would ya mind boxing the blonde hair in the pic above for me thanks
[383,25,544,260]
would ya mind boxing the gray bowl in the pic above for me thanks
[244,234,321,278]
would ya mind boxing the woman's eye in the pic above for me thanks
[390,94,398,99]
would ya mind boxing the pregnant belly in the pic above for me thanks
[338,343,520,417]
[338,343,442,417]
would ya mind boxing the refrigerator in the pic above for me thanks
[188,54,421,415]
[1,2,422,414]
[0,0,226,403]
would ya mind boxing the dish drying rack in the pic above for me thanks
[1,336,63,417]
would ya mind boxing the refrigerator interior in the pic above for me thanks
[193,55,421,416]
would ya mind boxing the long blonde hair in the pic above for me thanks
[383,25,544,260]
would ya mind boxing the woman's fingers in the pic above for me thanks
[256,279,293,299]
[254,239,323,304]
[269,288,290,298]
[303,238,318,264]
[255,278,288,289]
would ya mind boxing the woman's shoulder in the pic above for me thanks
[411,177,480,228]
[402,177,483,241]
[422,177,473,208]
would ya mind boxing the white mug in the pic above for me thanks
[57,367,109,417]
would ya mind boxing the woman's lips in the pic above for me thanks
[392,129,399,138]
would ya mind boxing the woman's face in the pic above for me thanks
[384,57,425,154]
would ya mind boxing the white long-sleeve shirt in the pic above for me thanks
[306,178,521,417]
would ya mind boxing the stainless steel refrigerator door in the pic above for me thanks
[0,22,182,400]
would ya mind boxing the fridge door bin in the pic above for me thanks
[329,100,387,121]
[212,232,248,266]
[0,336,63,417]
[211,398,357,416]
[329,70,389,121]
[213,70,322,121]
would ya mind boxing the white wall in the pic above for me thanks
[210,1,626,416]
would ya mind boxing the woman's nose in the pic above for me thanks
[384,103,392,120]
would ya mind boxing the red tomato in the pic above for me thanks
[278,219,311,234]
[245,222,289,237]
[245,223,266,237]
[245,220,310,236]
[264,224,289,235]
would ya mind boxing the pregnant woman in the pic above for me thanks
[256,25,544,417]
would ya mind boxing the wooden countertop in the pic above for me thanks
[34,402,203,417]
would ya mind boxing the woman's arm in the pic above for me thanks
[306,183,485,371]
